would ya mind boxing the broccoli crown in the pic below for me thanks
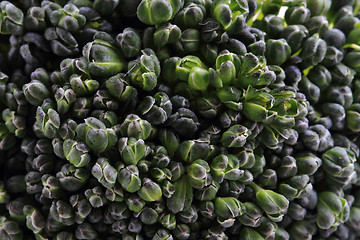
[0,0,360,239]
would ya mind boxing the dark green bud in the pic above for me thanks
[175,28,201,53]
[23,80,50,106]
[0,216,23,240]
[347,24,360,45]
[91,110,117,128]
[83,32,126,77]
[120,114,152,140]
[215,197,243,227]
[36,101,60,139]
[23,206,45,234]
[236,53,274,88]
[116,28,141,58]
[105,184,124,202]
[125,195,145,213]
[172,224,190,240]
[266,39,291,66]
[281,25,309,53]
[0,1,24,35]
[151,167,172,182]
[307,64,332,92]
[153,229,173,240]
[69,74,99,97]
[322,147,356,188]
[138,178,162,202]
[159,213,176,230]
[106,73,137,102]
[187,159,211,189]
[24,171,42,194]
[288,220,317,240]
[140,207,158,225]
[118,165,141,193]
[295,152,322,175]
[346,104,360,132]
[44,27,79,56]
[54,85,76,114]
[307,0,331,16]
[178,138,211,163]
[107,202,130,221]
[216,86,242,111]
[214,50,240,86]
[55,231,75,240]
[258,169,277,189]
[175,3,205,29]
[219,109,242,128]
[242,87,275,122]
[128,49,160,91]
[85,186,107,208]
[162,57,181,85]
[285,5,311,25]
[56,164,89,192]
[322,46,344,67]
[287,202,306,220]
[236,145,255,169]
[76,117,117,153]
[91,158,117,188]
[63,139,91,167]
[49,200,75,226]
[322,28,346,49]
[225,38,247,56]
[300,35,327,68]
[248,40,266,56]
[2,109,26,138]
[58,120,76,141]
[75,223,98,240]
[168,161,185,182]
[59,58,89,81]
[154,23,181,47]
[322,103,346,122]
[0,181,10,203]
[327,86,353,108]
[330,63,355,86]
[24,7,46,31]
[195,180,219,201]
[199,201,215,220]
[175,55,206,81]
[239,227,264,240]
[279,175,313,199]
[137,0,180,25]
[93,0,119,15]
[316,191,350,229]
[41,174,63,199]
[118,137,146,165]
[344,51,360,72]
[251,183,289,222]
[302,124,333,152]
[188,67,209,91]
[178,205,198,224]
[237,202,262,227]
[196,96,222,119]
[211,0,248,33]
[158,128,180,157]
[50,4,86,31]
[93,90,119,110]
[221,125,249,148]
[138,92,172,125]
[276,156,297,179]
[256,15,285,39]
[167,176,193,214]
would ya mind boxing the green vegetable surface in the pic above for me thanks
[1,0,360,239]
